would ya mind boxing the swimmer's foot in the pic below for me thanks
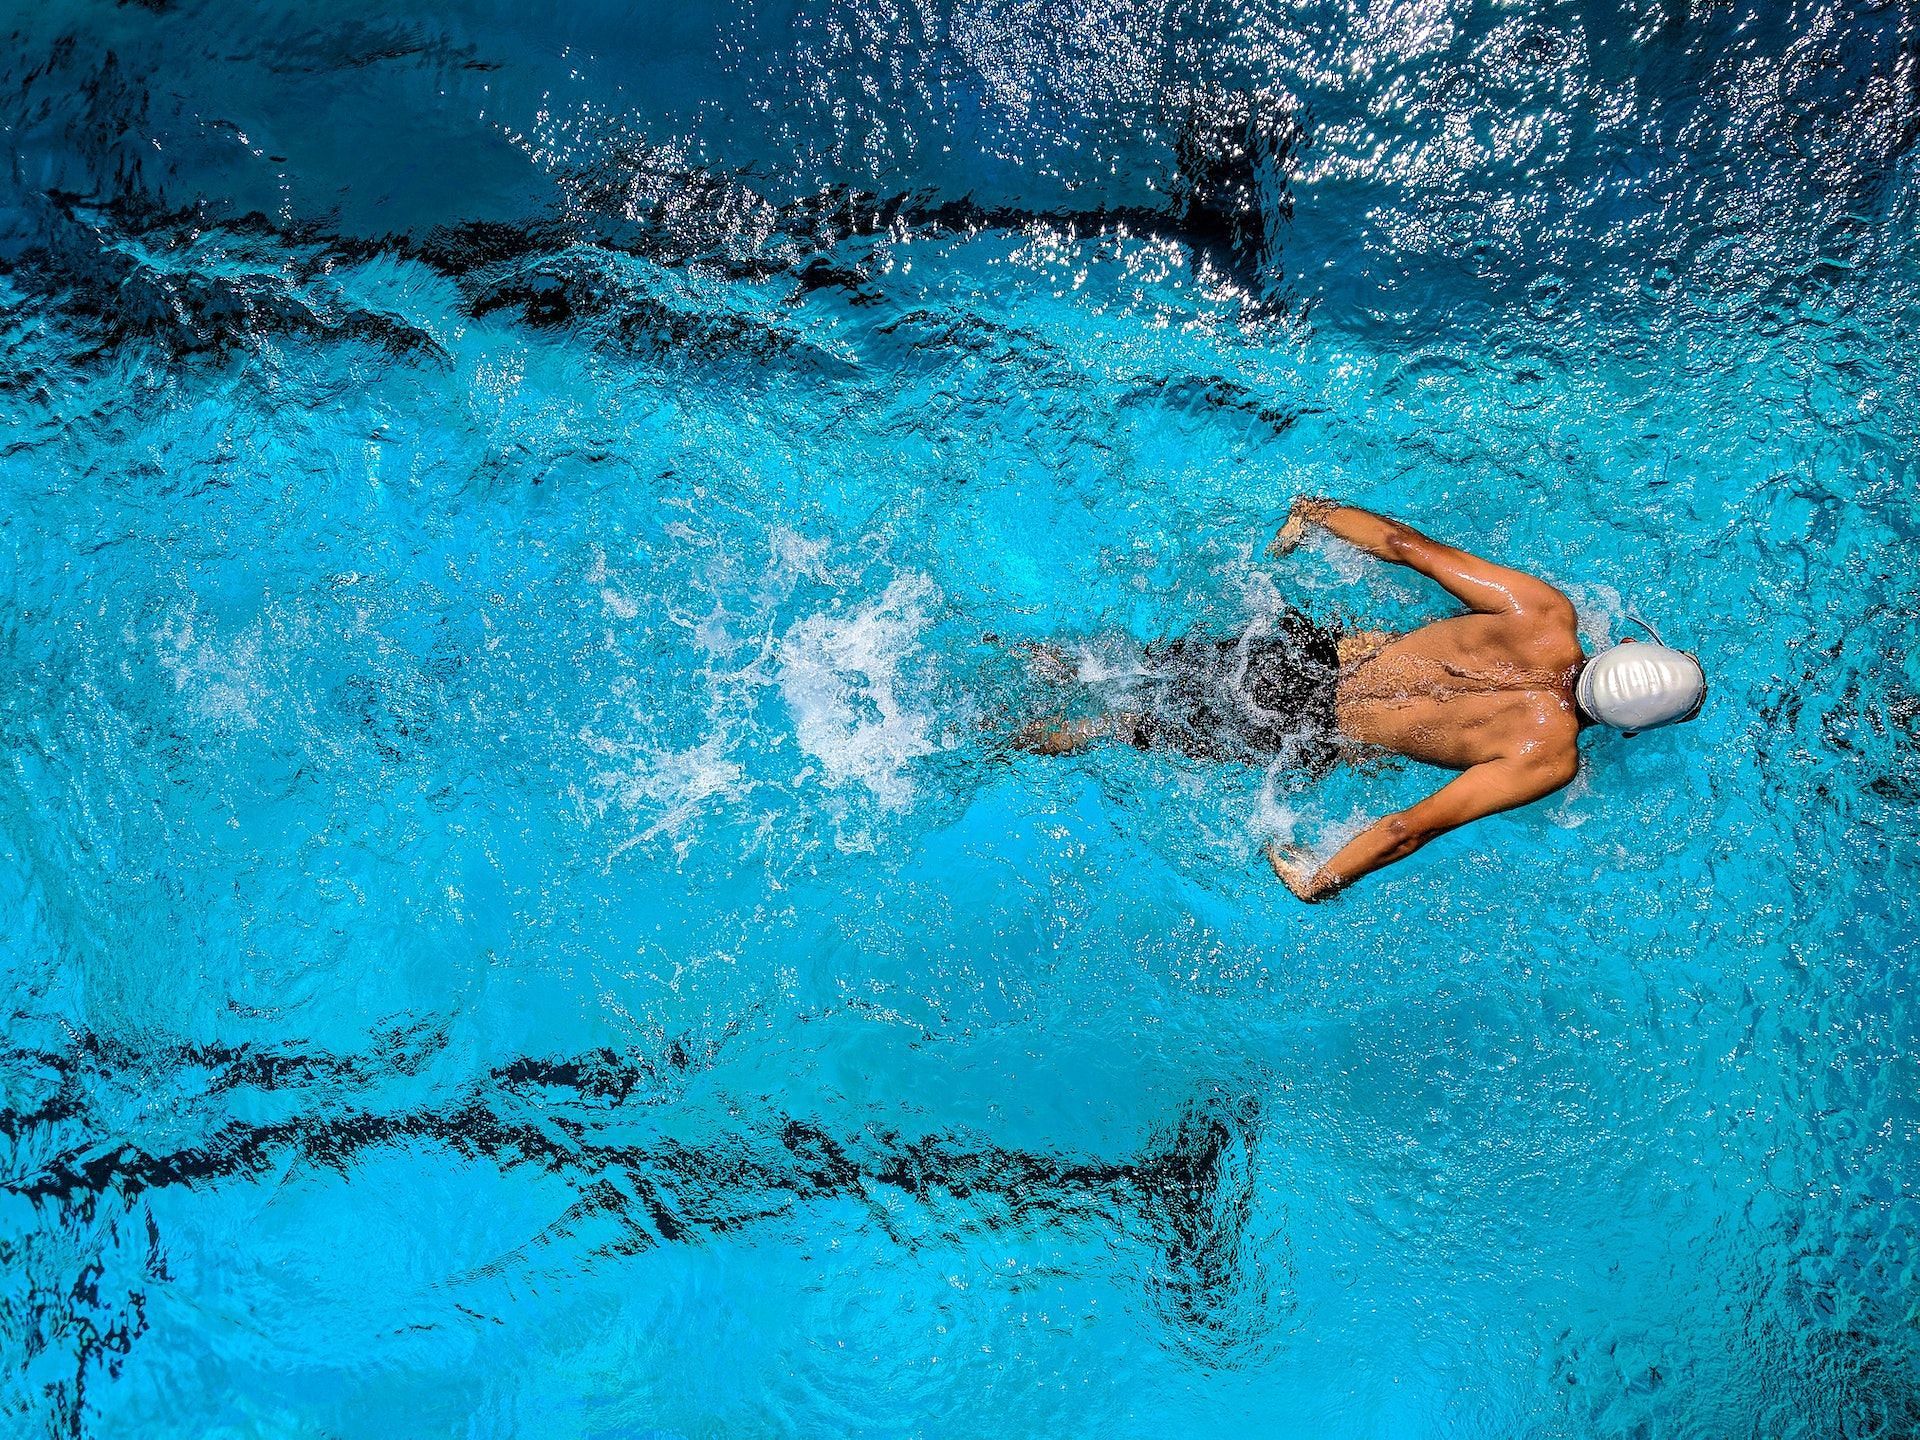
[1011,712,1149,756]
[1012,715,1090,755]
[1011,714,1111,756]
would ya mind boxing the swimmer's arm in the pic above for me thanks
[1266,754,1575,902]
[1273,500,1571,617]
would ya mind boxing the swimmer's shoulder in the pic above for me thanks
[1513,700,1583,779]
[1498,600,1582,668]
[1492,718,1581,798]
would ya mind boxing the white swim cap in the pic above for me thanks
[1575,642,1705,731]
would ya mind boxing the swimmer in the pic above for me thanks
[1014,498,1706,901]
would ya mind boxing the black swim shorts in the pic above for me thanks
[1130,609,1346,774]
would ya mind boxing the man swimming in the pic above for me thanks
[1015,498,1707,901]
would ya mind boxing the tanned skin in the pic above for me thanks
[1262,498,1585,901]
[1017,498,1589,900]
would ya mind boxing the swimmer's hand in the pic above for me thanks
[1265,841,1325,903]
[1268,496,1338,557]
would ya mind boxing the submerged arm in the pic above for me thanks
[1267,755,1575,902]
[1272,498,1572,617]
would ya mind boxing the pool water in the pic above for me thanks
[3,2,1917,1435]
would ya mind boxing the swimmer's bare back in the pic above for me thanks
[1265,499,1584,901]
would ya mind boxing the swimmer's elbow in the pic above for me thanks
[1538,593,1579,627]
[1382,526,1423,564]
[1524,752,1580,794]
[1379,813,1436,860]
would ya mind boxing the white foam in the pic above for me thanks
[1236,560,1290,617]
[1251,768,1302,844]
[1545,761,1593,829]
[777,574,939,810]
[767,526,834,583]
[1301,529,1376,586]
[1069,640,1149,687]
[581,730,749,859]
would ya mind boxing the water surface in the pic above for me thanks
[2,2,1917,1435]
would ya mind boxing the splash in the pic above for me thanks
[777,573,940,810]
[583,732,749,859]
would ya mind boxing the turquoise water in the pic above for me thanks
[3,2,1918,1435]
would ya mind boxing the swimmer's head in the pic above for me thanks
[1575,623,1706,734]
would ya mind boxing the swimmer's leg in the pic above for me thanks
[1010,712,1146,756]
